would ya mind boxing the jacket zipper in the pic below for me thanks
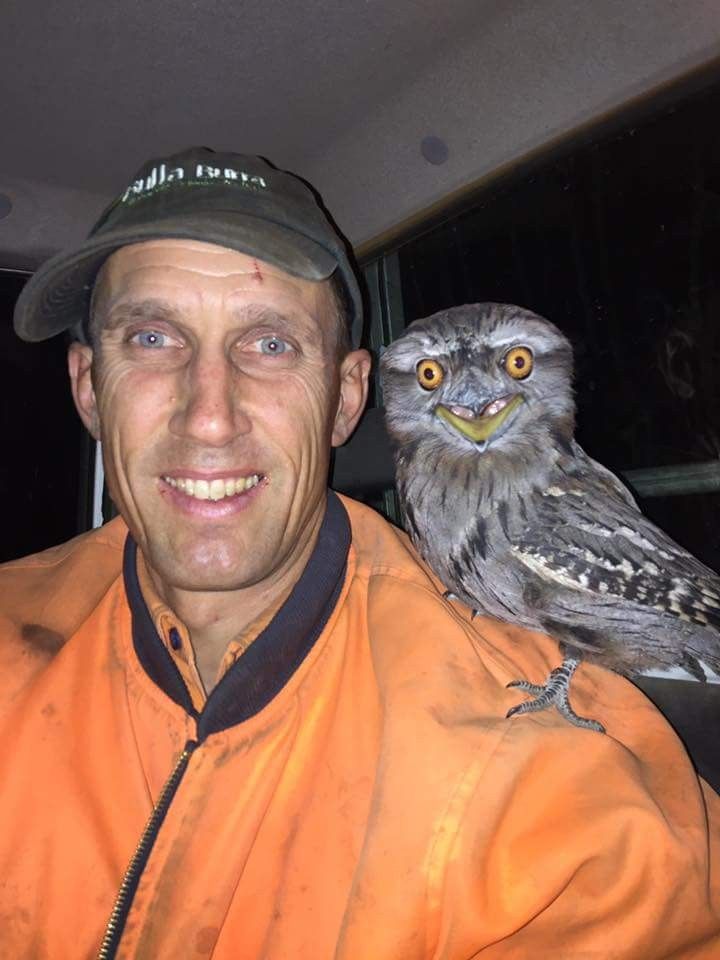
[96,739,199,960]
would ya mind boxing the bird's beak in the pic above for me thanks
[435,394,524,443]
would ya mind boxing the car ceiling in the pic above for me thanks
[1,0,719,271]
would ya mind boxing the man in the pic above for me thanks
[1,146,719,959]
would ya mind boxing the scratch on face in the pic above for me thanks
[252,259,264,284]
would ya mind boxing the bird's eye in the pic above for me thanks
[416,358,444,391]
[503,346,534,380]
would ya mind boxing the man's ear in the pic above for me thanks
[332,349,372,447]
[68,342,100,440]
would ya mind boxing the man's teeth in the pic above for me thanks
[163,474,261,501]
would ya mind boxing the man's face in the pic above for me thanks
[69,239,369,596]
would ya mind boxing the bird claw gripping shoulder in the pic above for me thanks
[442,590,480,618]
[506,657,605,734]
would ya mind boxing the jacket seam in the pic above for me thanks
[423,722,517,959]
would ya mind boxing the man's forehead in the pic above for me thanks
[90,238,338,335]
[94,238,336,307]
[101,239,306,283]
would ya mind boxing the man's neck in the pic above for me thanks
[168,579,293,693]
[140,509,325,694]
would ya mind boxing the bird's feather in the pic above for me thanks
[380,302,720,688]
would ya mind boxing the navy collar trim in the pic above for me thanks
[123,491,351,738]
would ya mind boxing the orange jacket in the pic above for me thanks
[1,492,719,959]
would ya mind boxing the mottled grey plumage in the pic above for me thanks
[381,303,720,731]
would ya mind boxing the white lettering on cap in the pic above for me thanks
[196,164,222,178]
[119,161,267,203]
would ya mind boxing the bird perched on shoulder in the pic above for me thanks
[380,302,720,733]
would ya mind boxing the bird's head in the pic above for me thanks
[380,303,576,459]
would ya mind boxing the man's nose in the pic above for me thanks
[169,353,251,446]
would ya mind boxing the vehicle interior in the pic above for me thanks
[2,0,719,788]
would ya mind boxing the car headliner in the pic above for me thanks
[1,0,719,269]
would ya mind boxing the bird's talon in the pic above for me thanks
[506,657,605,733]
[506,679,545,695]
[442,590,481,621]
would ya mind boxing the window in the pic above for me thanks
[0,272,94,562]
[354,75,720,575]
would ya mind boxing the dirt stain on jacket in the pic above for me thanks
[21,623,65,659]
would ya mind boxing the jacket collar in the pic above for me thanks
[123,491,351,737]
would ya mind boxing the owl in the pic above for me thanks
[380,303,720,733]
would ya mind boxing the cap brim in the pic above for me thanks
[14,212,340,342]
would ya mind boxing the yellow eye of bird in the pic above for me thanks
[503,346,534,380]
[416,358,444,391]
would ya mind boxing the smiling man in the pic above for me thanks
[2,147,720,959]
[71,237,366,693]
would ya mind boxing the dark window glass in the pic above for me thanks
[0,272,93,562]
[396,79,720,572]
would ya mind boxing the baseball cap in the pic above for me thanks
[13,146,364,346]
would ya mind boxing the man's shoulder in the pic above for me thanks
[339,493,558,698]
[0,518,127,674]
[338,493,672,745]
[1,516,126,589]
[339,493,443,591]
[340,492,555,655]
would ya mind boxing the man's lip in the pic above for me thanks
[161,469,264,481]
[158,473,266,512]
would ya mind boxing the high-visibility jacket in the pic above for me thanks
[0,492,718,959]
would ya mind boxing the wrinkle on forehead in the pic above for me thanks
[89,239,337,347]
[106,239,283,278]
[98,238,327,291]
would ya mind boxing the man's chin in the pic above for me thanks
[153,555,273,594]
[138,535,262,591]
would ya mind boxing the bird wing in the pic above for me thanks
[511,461,720,635]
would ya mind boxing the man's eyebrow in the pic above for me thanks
[231,304,314,334]
[101,299,181,330]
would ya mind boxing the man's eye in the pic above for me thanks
[132,330,168,348]
[259,336,289,355]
